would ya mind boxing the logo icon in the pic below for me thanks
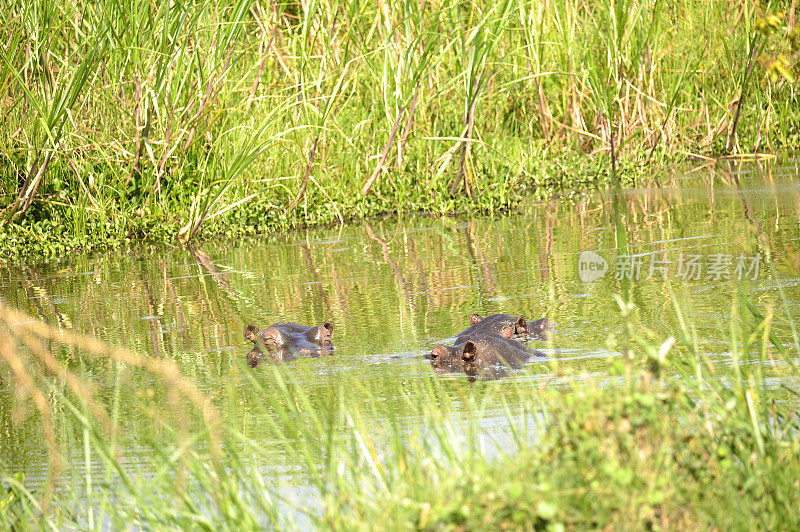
[578,251,608,282]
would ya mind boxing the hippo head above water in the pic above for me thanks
[244,320,334,357]
[430,329,542,374]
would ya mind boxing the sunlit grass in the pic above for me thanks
[0,0,798,263]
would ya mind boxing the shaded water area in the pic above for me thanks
[1,156,799,513]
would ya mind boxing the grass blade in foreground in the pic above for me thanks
[2,282,800,528]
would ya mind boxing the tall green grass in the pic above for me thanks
[1,275,799,529]
[0,0,798,262]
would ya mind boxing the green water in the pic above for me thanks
[1,156,799,495]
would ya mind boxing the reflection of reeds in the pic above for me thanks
[0,158,795,365]
[301,243,332,313]
[136,264,165,357]
[463,221,497,296]
[365,222,414,305]
[21,268,72,329]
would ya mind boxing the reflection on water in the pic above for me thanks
[1,156,799,486]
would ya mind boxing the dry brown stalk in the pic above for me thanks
[246,52,271,114]
[130,74,153,181]
[452,73,481,197]
[16,148,54,215]
[289,136,320,209]
[246,3,277,115]
[0,301,222,465]
[609,114,617,178]
[537,80,554,140]
[397,82,422,168]
[156,91,176,192]
[453,97,477,197]
[361,105,406,196]
[567,73,584,135]
[130,73,142,150]
[727,43,760,153]
[701,90,712,145]
[267,19,292,77]
[13,328,113,434]
[182,31,220,153]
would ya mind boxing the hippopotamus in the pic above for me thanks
[429,329,544,379]
[244,321,334,362]
[463,313,554,341]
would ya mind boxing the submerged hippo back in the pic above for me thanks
[461,333,536,370]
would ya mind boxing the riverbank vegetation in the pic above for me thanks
[1,0,799,263]
[1,284,798,529]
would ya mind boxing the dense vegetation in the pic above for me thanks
[1,1,798,527]
[1,0,799,263]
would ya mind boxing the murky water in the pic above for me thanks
[1,156,799,496]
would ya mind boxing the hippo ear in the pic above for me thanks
[515,316,528,334]
[470,313,483,325]
[499,326,514,339]
[321,321,334,334]
[461,341,477,362]
[244,323,260,342]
